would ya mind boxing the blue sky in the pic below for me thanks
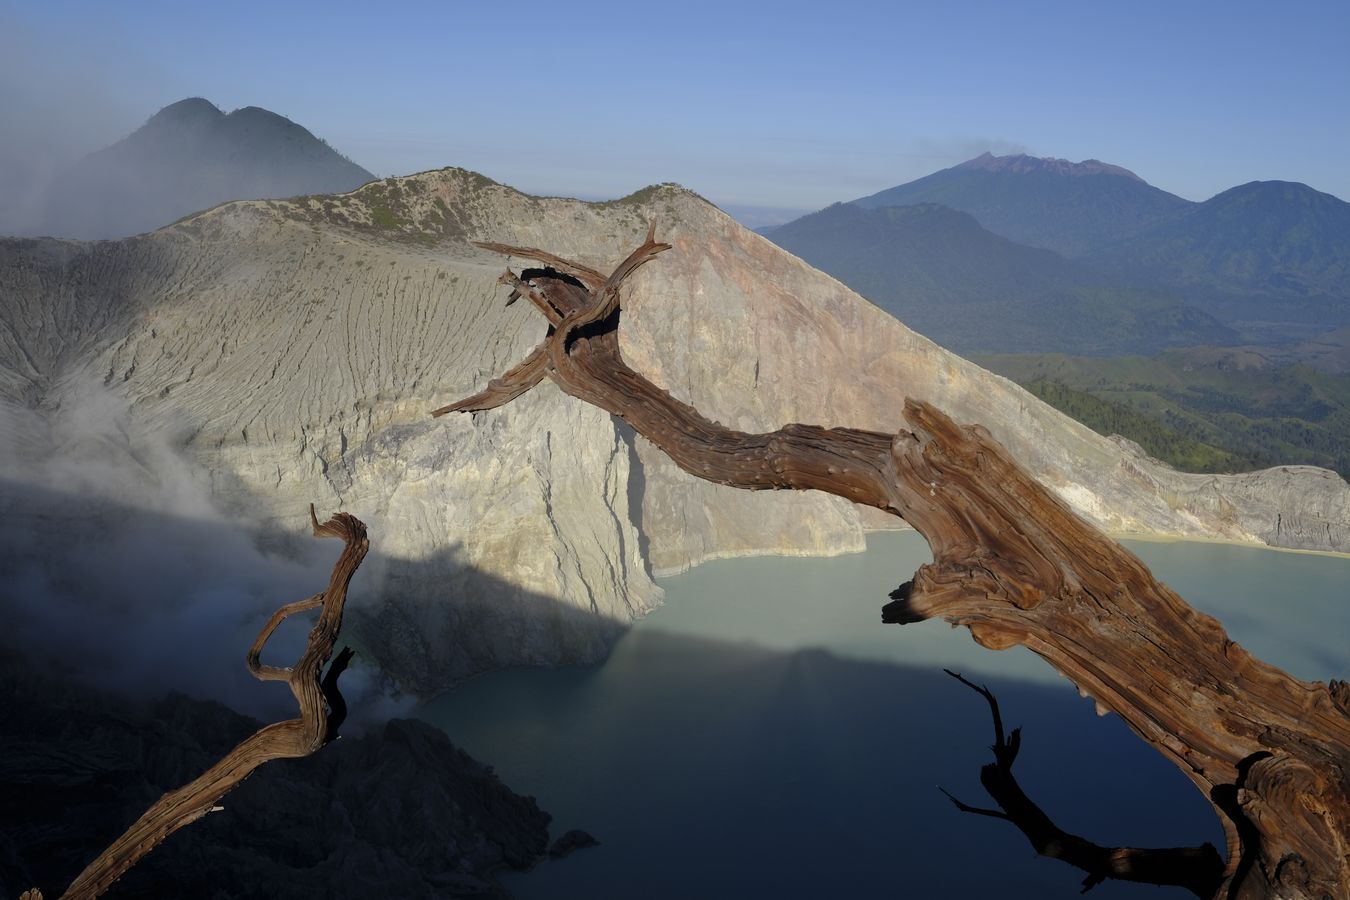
[4,0,1348,214]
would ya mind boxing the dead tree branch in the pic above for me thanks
[437,228,1350,898]
[55,506,369,900]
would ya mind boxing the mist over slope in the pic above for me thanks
[2,170,1347,695]
[1,98,374,240]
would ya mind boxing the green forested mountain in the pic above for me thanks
[977,348,1350,477]
[1085,181,1350,335]
[852,152,1191,257]
[767,154,1350,473]
[765,201,1234,355]
[1015,378,1258,473]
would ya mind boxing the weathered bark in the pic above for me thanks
[440,230,1350,898]
[52,507,370,900]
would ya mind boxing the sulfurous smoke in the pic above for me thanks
[0,18,374,243]
[0,16,146,239]
[0,381,410,726]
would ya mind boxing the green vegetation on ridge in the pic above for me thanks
[978,349,1350,478]
[1019,378,1258,472]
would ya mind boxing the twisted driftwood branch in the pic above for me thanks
[436,229,1350,898]
[53,506,369,900]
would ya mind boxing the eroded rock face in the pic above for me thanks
[1,170,1346,693]
[0,199,660,696]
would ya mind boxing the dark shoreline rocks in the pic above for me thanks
[0,652,560,899]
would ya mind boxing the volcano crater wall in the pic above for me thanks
[1,171,1346,694]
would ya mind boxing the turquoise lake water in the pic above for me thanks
[419,532,1350,899]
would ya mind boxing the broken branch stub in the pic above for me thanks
[438,228,1350,898]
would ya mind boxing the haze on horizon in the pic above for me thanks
[2,0,1348,221]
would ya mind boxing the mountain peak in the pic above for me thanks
[1215,180,1339,204]
[142,97,224,129]
[146,97,222,123]
[10,99,374,239]
[766,194,1234,355]
[226,105,294,125]
[853,151,1187,255]
[957,152,1144,182]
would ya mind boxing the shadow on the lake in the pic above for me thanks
[6,475,1306,898]
[423,627,1228,900]
[0,476,632,717]
[0,476,610,897]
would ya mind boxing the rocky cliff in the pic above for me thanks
[1,169,1346,695]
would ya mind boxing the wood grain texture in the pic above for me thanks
[444,232,1350,898]
[54,507,369,900]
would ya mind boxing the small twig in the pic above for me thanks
[944,668,1013,761]
[937,786,1010,820]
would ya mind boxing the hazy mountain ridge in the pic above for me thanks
[780,153,1349,349]
[3,98,375,241]
[852,152,1192,256]
[2,170,1347,696]
[1085,180,1350,333]
[765,201,1234,354]
[956,152,1144,181]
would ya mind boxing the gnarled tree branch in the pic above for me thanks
[437,229,1350,898]
[54,506,370,900]
[432,341,549,415]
